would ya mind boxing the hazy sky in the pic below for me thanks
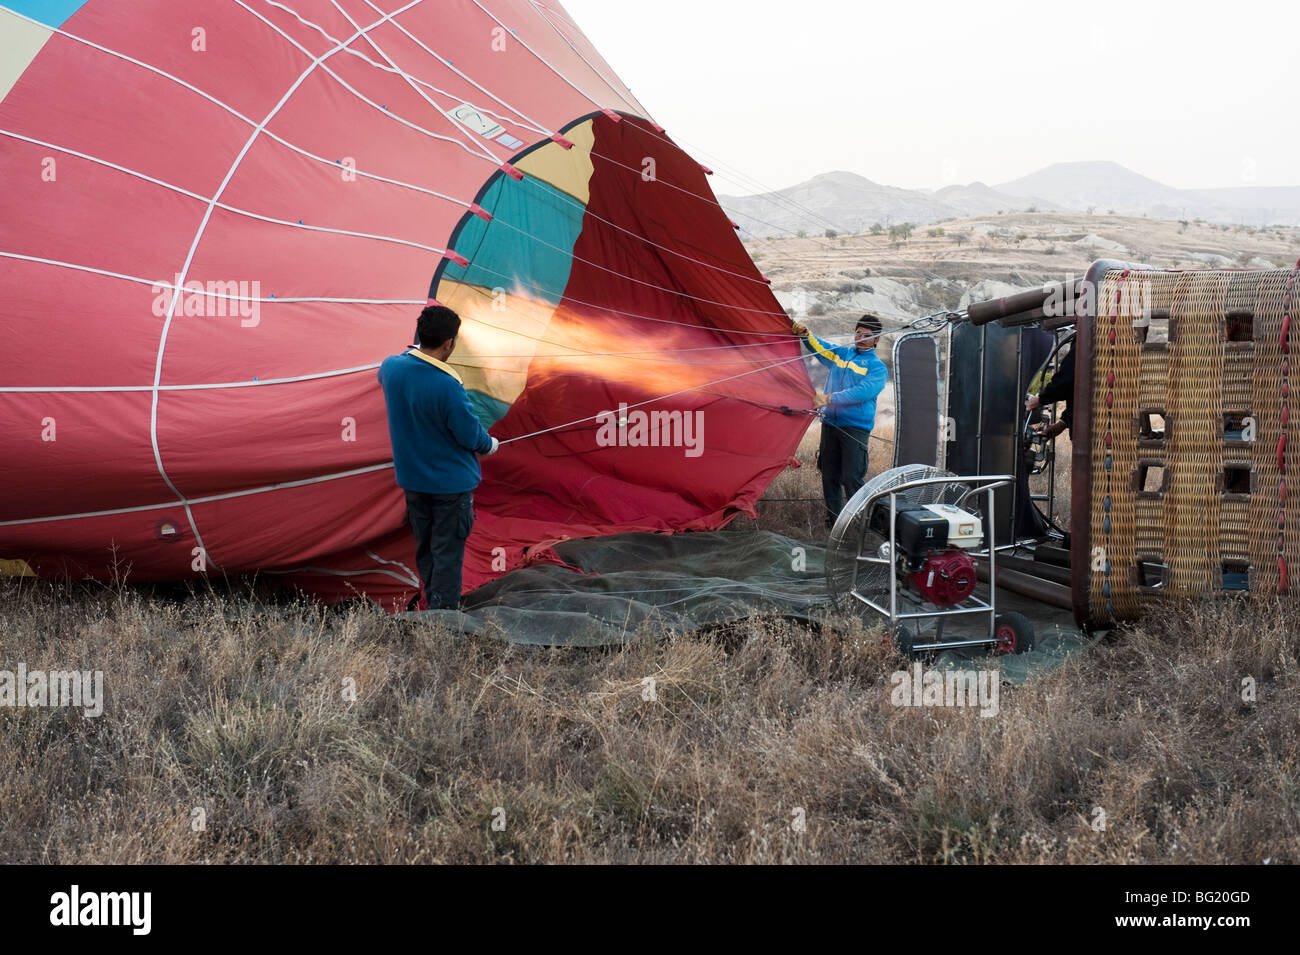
[562,0,1299,195]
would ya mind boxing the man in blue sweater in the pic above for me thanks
[378,305,498,610]
[791,314,889,529]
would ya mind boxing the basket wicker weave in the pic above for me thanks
[1073,262,1300,627]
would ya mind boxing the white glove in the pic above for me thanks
[487,436,500,455]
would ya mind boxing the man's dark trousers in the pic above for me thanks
[404,490,474,610]
[819,424,870,529]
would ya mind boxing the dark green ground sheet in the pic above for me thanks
[396,530,1100,683]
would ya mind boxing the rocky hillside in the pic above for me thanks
[720,171,1037,238]
[747,211,1300,336]
[722,163,1300,239]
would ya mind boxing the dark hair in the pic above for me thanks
[416,305,460,348]
[856,314,883,334]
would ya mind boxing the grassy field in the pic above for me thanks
[5,355,1293,864]
[3,529,1297,862]
[4,216,1296,864]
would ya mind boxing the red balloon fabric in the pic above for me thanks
[0,0,812,608]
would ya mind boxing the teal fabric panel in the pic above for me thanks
[444,173,584,308]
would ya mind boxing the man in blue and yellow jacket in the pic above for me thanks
[791,314,889,529]
[379,305,498,610]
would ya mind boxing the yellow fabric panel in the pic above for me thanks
[0,558,36,577]
[0,10,52,104]
[434,279,560,406]
[514,119,595,204]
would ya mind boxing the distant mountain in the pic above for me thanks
[719,162,1300,238]
[995,161,1183,213]
[995,161,1300,226]
[1180,185,1300,228]
[719,171,961,238]
[933,181,1058,217]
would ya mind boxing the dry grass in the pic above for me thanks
[2,572,1296,864]
[747,409,900,540]
[4,222,1294,862]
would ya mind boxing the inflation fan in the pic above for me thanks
[825,464,1036,655]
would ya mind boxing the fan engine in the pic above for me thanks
[870,502,983,607]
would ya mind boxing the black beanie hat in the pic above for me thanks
[856,314,883,334]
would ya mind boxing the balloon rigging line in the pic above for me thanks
[498,349,815,446]
[1,125,772,304]
[671,137,848,236]
[0,347,822,529]
[2,8,914,376]
[0,325,868,393]
[3,124,787,319]
[268,0,520,169]
[237,0,505,165]
[0,10,484,208]
[358,0,558,137]
[457,0,838,245]
[3,2,909,587]
[263,0,748,230]
[0,245,809,346]
[485,216,792,318]
[462,0,623,117]
[0,11,797,299]
[147,0,432,573]
[523,0,653,118]
[0,463,398,529]
[341,0,833,244]
[493,181,777,288]
[262,0,547,134]
[330,0,510,166]
[444,260,797,336]
[0,250,909,380]
[5,1,839,287]
[0,127,786,311]
[435,0,847,240]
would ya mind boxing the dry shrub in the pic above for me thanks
[1,574,1296,863]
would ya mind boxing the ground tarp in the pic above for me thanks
[396,530,1099,684]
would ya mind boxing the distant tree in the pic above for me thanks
[1026,205,1039,213]
[928,227,945,238]
[869,222,884,235]
[1086,206,1097,216]
[824,229,838,239]
[952,232,970,247]
[889,223,914,242]
[797,230,808,239]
